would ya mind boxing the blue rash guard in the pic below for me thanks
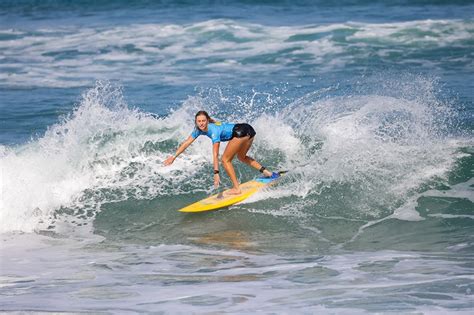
[191,122,235,144]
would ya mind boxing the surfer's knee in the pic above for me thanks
[221,156,232,165]
[238,154,253,164]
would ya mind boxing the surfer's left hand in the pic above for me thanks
[214,174,220,188]
[163,156,175,166]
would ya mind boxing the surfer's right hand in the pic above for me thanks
[214,174,220,188]
[164,156,175,166]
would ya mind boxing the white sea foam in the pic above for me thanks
[348,19,473,45]
[391,176,474,223]
[2,233,472,313]
[1,19,472,88]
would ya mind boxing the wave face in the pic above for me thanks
[1,77,469,237]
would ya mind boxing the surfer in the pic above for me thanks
[164,110,277,195]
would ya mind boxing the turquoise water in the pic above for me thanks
[1,1,473,313]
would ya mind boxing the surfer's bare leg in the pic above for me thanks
[237,137,273,177]
[222,137,247,195]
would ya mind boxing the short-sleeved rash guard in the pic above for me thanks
[191,122,235,144]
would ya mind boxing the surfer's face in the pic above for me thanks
[195,115,209,131]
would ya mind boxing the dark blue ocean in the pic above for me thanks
[1,1,473,313]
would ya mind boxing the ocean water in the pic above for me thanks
[1,0,473,313]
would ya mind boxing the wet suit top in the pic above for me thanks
[191,122,235,144]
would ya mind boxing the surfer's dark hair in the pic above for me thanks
[195,110,216,124]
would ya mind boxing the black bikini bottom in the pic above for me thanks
[232,123,256,139]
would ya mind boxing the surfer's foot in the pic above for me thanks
[226,188,242,195]
[262,169,273,177]
[270,172,280,179]
[263,170,280,179]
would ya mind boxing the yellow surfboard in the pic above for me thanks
[178,172,285,213]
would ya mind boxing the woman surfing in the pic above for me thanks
[164,110,278,195]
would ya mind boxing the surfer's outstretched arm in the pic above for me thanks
[164,136,195,165]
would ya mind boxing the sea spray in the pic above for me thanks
[238,75,462,222]
[0,82,199,233]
